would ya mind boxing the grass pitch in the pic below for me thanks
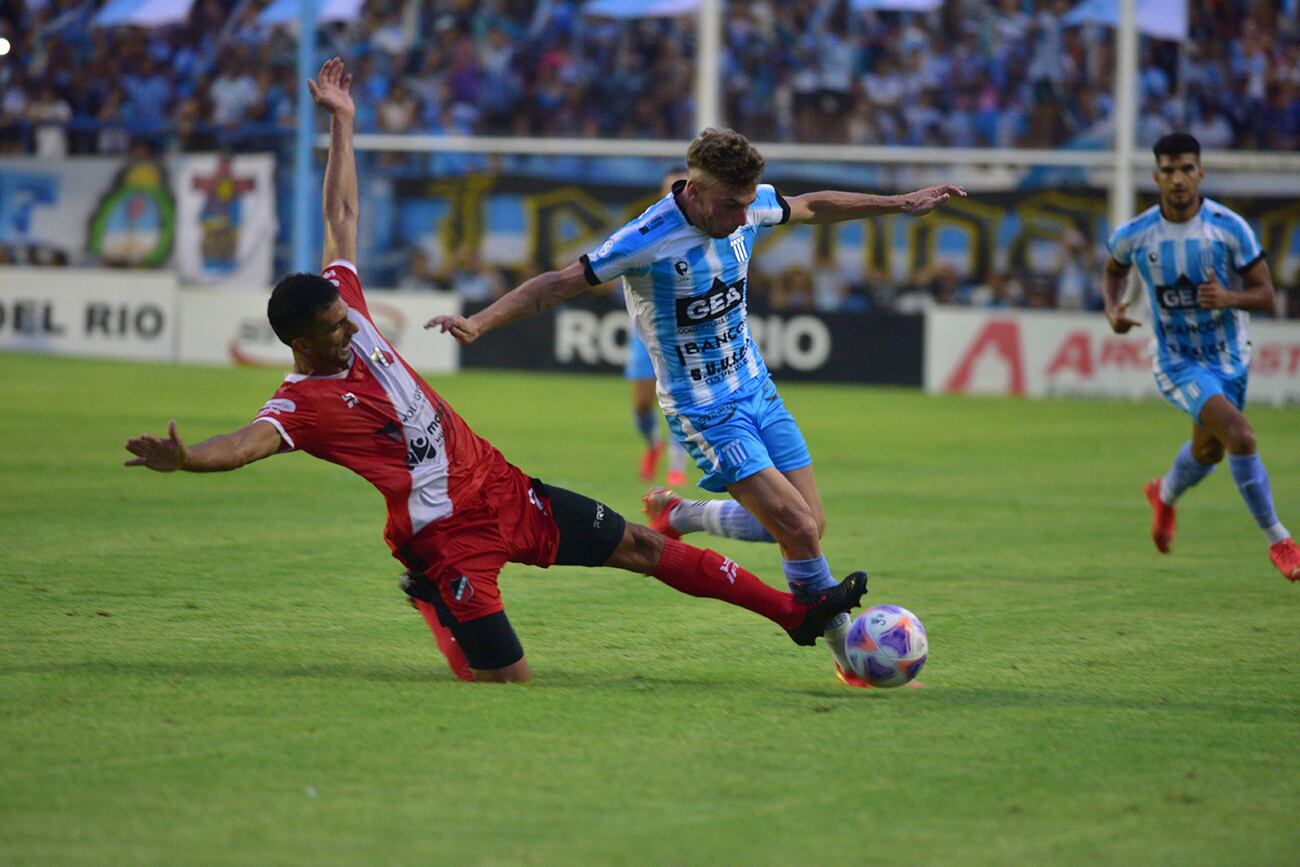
[1,353,1297,865]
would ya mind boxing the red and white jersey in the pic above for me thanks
[253,260,508,552]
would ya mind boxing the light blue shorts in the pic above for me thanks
[1154,361,1247,423]
[624,328,656,380]
[666,379,812,492]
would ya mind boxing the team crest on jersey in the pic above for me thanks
[729,234,749,262]
[369,346,395,367]
[674,259,689,277]
[450,575,474,602]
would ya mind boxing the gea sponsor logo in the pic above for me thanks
[555,309,831,372]
[1155,276,1199,310]
[675,278,744,326]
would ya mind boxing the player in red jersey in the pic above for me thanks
[123,58,866,684]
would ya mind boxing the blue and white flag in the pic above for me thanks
[1063,0,1188,42]
[851,0,943,10]
[583,0,700,18]
[92,0,196,27]
[259,0,365,26]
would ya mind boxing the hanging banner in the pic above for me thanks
[174,153,276,288]
[0,156,174,268]
[394,177,1300,293]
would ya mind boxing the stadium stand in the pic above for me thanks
[1,0,1296,317]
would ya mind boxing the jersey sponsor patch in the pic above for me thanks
[1155,275,1200,310]
[259,397,296,415]
[638,214,667,236]
[676,277,745,327]
[673,321,747,364]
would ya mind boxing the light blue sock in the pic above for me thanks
[1228,453,1289,542]
[1160,440,1217,503]
[781,555,836,594]
[670,499,776,542]
[634,409,659,446]
[705,500,776,542]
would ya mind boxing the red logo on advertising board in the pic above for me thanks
[944,320,1025,395]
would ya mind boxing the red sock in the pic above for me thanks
[651,539,803,629]
[410,598,475,682]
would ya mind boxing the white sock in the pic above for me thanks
[824,613,852,673]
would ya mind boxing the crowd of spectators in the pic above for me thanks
[1,0,1298,155]
[1,0,1295,316]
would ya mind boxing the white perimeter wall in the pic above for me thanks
[926,307,1300,406]
[0,267,459,373]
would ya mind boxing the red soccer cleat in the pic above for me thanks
[639,442,665,482]
[835,663,925,689]
[641,486,681,540]
[835,662,875,689]
[407,597,475,682]
[1269,537,1300,582]
[1144,478,1176,554]
[665,468,687,487]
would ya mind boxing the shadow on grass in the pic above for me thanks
[6,662,1296,722]
[0,659,436,684]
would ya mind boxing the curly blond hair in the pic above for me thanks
[686,128,765,190]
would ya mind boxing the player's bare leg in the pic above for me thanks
[726,468,858,678]
[1198,395,1298,582]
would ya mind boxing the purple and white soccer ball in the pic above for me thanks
[844,605,928,687]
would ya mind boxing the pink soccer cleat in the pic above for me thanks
[665,468,687,487]
[1144,478,1176,554]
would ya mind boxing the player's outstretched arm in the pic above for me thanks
[124,420,282,473]
[308,57,358,268]
[425,261,590,345]
[1198,258,1276,312]
[1101,257,1142,334]
[785,184,967,223]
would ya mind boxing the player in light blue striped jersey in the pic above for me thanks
[1103,132,1299,583]
[428,128,966,683]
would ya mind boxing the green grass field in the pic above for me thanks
[1,353,1297,865]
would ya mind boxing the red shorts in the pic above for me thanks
[396,465,559,624]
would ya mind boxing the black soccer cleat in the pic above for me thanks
[785,571,869,647]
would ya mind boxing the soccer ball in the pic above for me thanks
[844,605,928,688]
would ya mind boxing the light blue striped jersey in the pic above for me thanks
[581,181,790,414]
[1108,198,1266,378]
